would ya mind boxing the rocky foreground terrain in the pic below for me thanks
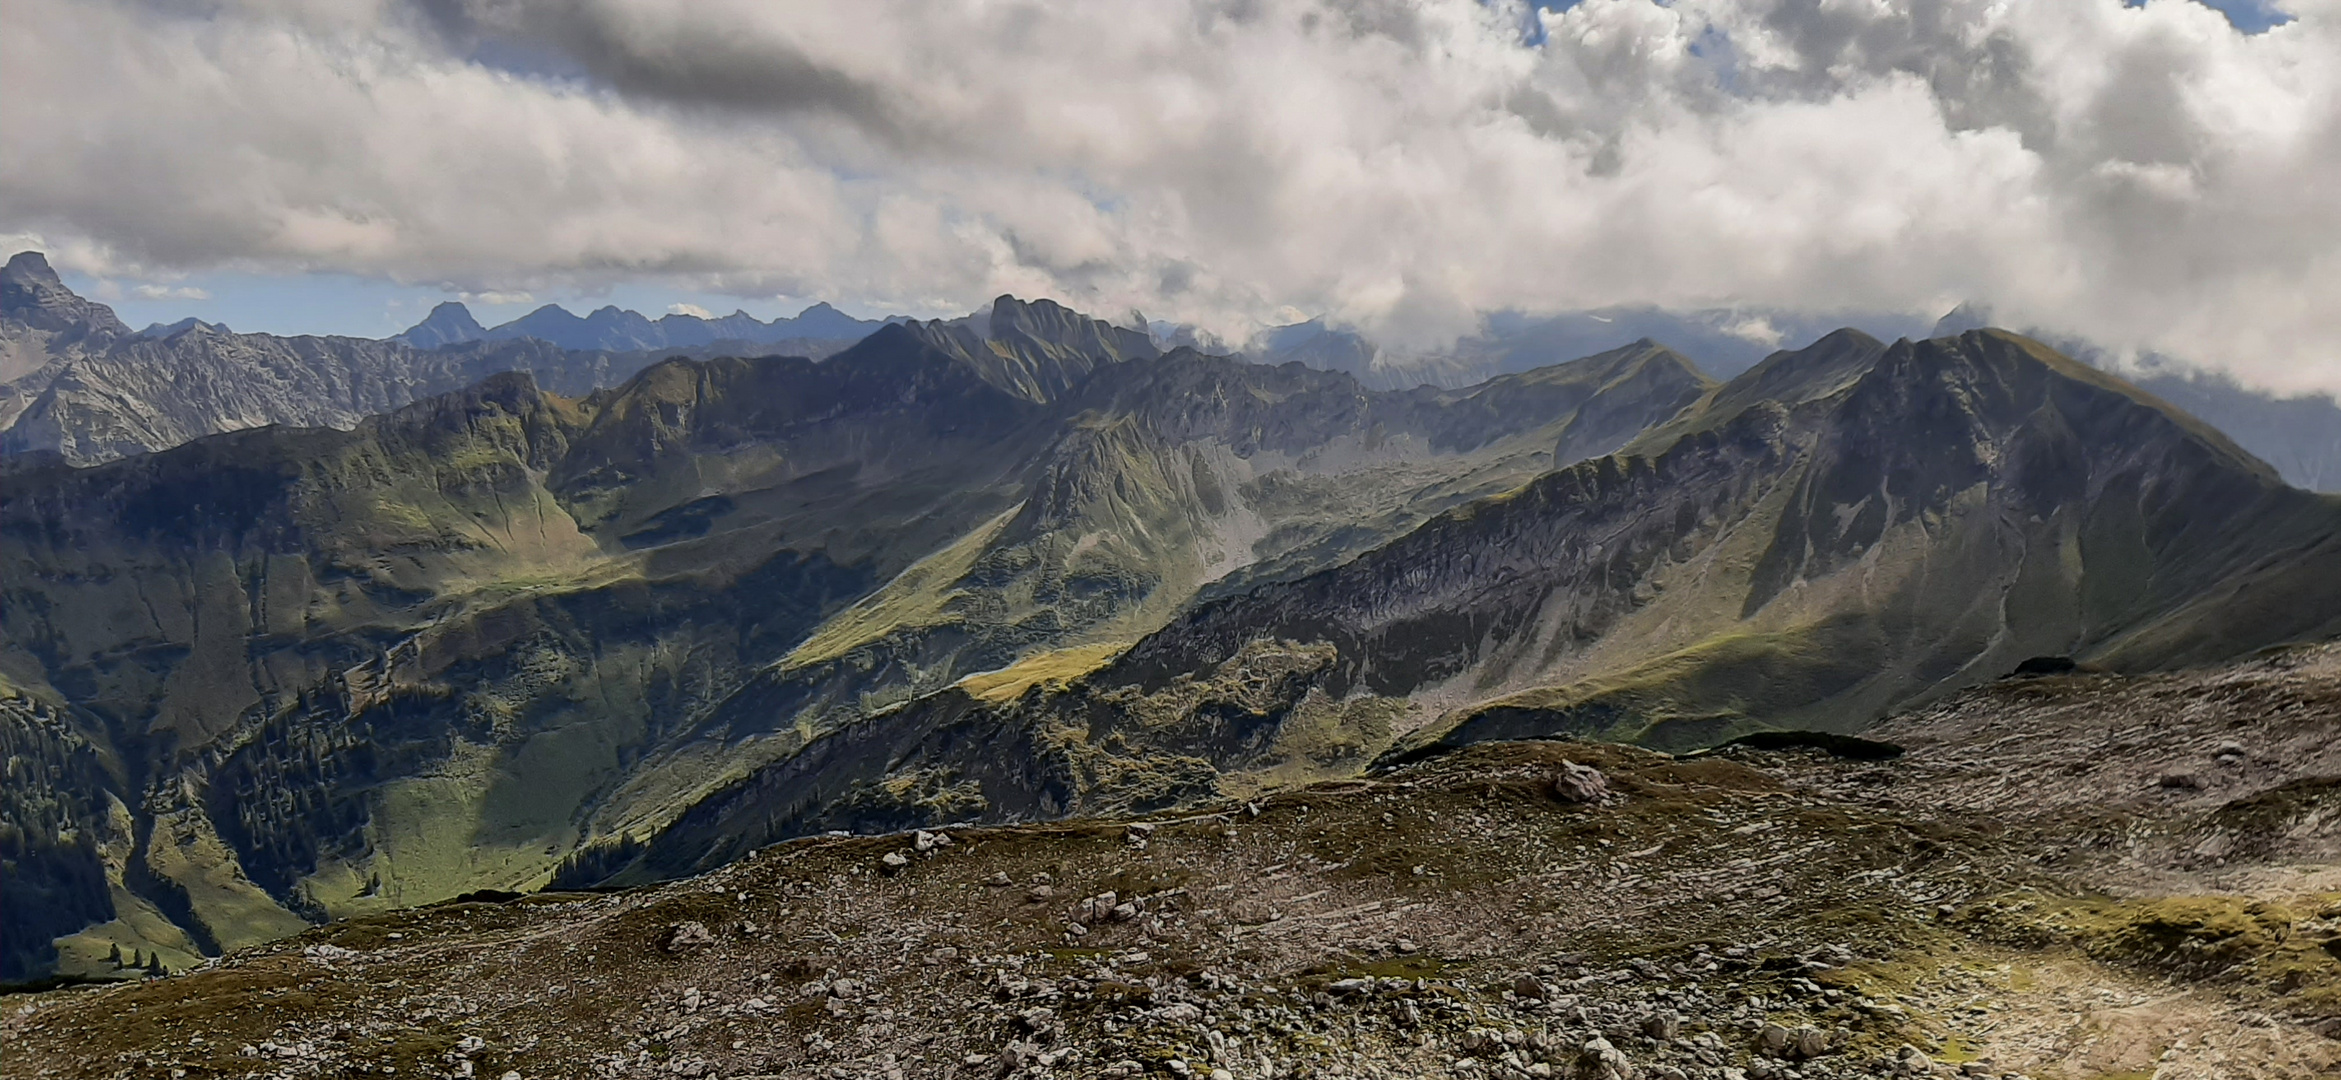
[8,643,2340,1080]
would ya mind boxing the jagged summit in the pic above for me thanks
[0,259,661,463]
[2,251,128,337]
[390,296,893,352]
[891,294,1160,403]
[135,317,233,338]
[392,300,485,349]
[2,251,131,382]
[1914,304,2341,493]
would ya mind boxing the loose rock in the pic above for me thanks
[664,922,715,955]
[1554,761,1610,804]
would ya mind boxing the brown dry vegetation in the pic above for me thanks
[10,643,2341,1080]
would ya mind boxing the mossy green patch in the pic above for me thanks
[1959,891,2341,1016]
[784,507,1020,669]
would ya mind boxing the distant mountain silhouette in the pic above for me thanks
[394,298,894,352]
[137,316,233,338]
[0,254,656,463]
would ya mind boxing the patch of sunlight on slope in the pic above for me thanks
[311,739,579,916]
[781,506,1021,670]
[51,888,207,979]
[1486,621,1869,723]
[443,555,648,624]
[955,641,1130,703]
[51,798,210,979]
[143,807,312,953]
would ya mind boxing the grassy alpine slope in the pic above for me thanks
[597,328,2341,883]
[0,301,1713,983]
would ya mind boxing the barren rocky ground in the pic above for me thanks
[8,644,2341,1080]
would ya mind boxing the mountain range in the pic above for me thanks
[591,325,2341,883]
[1250,304,2341,496]
[0,253,655,466]
[3,252,2340,988]
[0,255,898,467]
[7,248,2336,497]
[0,293,1714,979]
[392,297,888,353]
[1244,306,1937,389]
[5,268,2339,987]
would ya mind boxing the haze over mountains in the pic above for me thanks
[0,254,904,467]
[0,253,650,465]
[1245,307,1938,389]
[1247,305,2341,496]
[4,252,2338,986]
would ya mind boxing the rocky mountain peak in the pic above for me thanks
[891,295,1159,404]
[388,296,891,354]
[3,249,59,288]
[136,317,233,339]
[777,301,876,341]
[2,250,129,337]
[986,294,1156,359]
[1931,301,1994,337]
[391,301,485,348]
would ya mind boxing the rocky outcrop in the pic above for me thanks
[1,253,126,336]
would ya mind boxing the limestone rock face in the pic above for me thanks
[0,328,633,464]
[1,251,129,386]
[2,252,127,339]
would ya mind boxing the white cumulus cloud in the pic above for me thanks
[130,283,213,301]
[457,290,535,306]
[0,0,2337,391]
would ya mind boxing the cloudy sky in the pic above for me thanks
[2,0,2335,391]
